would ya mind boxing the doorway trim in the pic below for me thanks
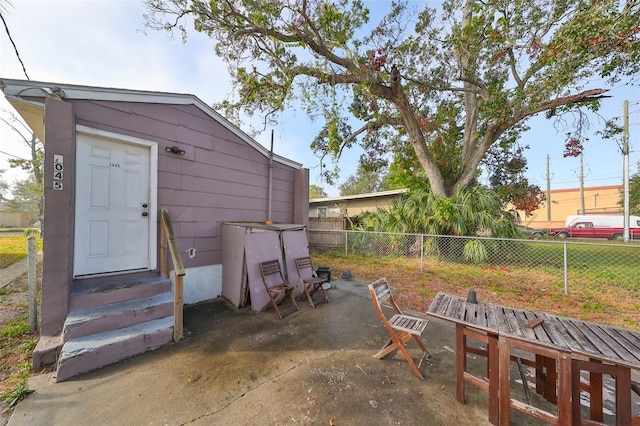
[74,124,158,277]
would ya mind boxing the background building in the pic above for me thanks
[309,185,624,232]
[309,189,409,219]
[519,185,622,229]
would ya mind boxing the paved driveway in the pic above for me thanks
[9,280,560,425]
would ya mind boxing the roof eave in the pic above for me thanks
[0,78,302,169]
[310,188,410,203]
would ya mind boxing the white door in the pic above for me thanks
[74,134,152,276]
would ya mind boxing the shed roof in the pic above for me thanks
[309,188,409,204]
[0,78,301,169]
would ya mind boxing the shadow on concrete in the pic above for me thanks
[9,279,558,425]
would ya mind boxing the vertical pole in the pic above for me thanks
[420,234,424,273]
[623,100,630,242]
[563,241,568,295]
[267,130,274,225]
[546,155,552,221]
[27,236,37,332]
[344,230,348,256]
[579,153,585,215]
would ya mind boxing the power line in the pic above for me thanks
[0,149,27,160]
[0,10,29,80]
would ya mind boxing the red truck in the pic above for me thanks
[550,221,640,240]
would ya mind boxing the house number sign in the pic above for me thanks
[53,154,63,190]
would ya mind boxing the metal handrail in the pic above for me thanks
[160,208,185,341]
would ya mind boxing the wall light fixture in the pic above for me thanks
[165,146,185,155]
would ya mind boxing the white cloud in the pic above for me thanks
[4,1,633,199]
[0,0,345,194]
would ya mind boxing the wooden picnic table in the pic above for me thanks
[427,292,640,426]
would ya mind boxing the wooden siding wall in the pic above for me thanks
[308,217,346,248]
[308,217,347,230]
[0,211,38,228]
[72,100,298,268]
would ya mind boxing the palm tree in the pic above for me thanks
[356,186,520,262]
[360,186,518,237]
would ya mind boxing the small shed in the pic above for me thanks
[221,222,312,311]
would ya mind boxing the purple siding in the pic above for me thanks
[40,98,76,336]
[69,100,300,269]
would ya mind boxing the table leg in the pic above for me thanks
[572,359,582,423]
[557,353,572,425]
[616,365,631,426]
[545,356,558,404]
[590,360,603,422]
[487,333,499,425]
[571,359,631,425]
[535,354,545,397]
[499,337,511,426]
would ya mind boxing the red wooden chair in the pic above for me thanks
[368,277,430,380]
[294,256,329,308]
[259,260,299,320]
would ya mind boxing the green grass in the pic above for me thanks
[1,363,34,408]
[0,235,42,269]
[0,313,37,409]
[0,245,40,413]
[312,241,640,330]
[1,315,31,340]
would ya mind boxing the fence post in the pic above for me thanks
[420,234,424,272]
[27,236,37,332]
[563,241,568,295]
[344,230,348,256]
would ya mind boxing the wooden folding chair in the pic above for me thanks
[259,260,299,320]
[368,277,430,380]
[294,256,329,308]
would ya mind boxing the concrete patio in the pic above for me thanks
[8,279,597,425]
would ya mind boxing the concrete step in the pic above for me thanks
[32,334,63,372]
[63,292,174,342]
[55,316,174,382]
[70,276,172,310]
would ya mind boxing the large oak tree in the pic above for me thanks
[144,0,640,199]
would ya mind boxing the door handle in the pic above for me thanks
[142,212,148,217]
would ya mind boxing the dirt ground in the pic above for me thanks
[0,266,41,426]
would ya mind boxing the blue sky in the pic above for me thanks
[1,0,639,198]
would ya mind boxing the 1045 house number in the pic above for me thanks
[53,154,64,190]
[109,163,121,168]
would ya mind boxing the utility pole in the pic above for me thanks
[579,153,585,214]
[623,100,630,241]
[546,155,551,221]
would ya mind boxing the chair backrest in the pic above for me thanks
[294,256,315,280]
[259,260,286,289]
[369,277,403,316]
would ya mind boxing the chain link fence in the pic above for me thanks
[1,234,40,330]
[1,235,29,287]
[309,229,640,294]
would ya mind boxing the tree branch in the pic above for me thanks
[529,89,610,116]
[287,65,364,85]
[341,117,398,147]
[231,24,356,73]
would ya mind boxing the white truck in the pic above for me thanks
[564,215,640,228]
[551,215,640,239]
